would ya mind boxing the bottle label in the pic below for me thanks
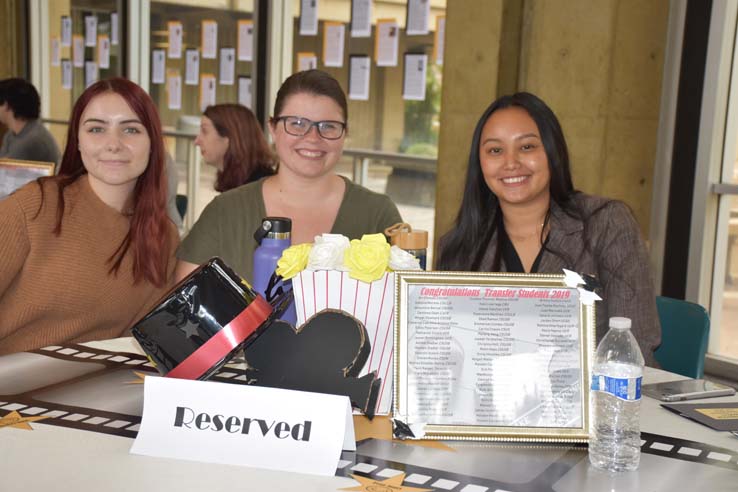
[591,374,642,401]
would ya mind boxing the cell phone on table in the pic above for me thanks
[642,379,736,402]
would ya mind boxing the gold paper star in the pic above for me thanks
[0,411,49,430]
[125,371,150,384]
[340,473,433,492]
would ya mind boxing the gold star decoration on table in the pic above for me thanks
[125,371,152,384]
[340,473,433,492]
[0,410,49,430]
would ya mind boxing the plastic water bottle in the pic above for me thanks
[589,317,645,472]
[252,217,297,325]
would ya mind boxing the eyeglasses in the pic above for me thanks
[273,116,346,140]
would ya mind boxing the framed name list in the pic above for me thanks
[393,271,595,443]
[0,158,55,200]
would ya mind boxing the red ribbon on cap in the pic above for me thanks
[166,296,273,380]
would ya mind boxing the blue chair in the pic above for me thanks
[653,296,710,379]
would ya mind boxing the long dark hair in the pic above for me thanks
[38,78,172,287]
[203,104,275,192]
[436,92,578,271]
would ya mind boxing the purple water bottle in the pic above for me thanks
[252,217,297,325]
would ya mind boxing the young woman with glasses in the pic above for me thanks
[175,70,402,283]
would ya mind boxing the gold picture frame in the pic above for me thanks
[393,270,595,443]
[0,158,55,200]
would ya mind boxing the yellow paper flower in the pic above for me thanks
[276,243,312,279]
[343,233,391,283]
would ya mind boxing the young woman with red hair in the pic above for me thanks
[0,78,178,355]
[195,104,275,192]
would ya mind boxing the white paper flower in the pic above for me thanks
[388,245,422,271]
[306,233,350,271]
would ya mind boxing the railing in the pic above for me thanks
[344,148,437,186]
[42,118,437,231]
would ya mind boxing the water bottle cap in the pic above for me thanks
[609,317,632,329]
[253,217,292,243]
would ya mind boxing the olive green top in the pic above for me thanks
[177,176,402,283]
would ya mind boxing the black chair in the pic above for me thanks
[175,194,188,221]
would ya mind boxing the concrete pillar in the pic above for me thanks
[433,0,505,249]
[434,0,669,248]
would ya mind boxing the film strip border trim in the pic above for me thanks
[641,431,738,472]
[0,343,255,439]
[32,343,155,368]
[0,397,142,439]
[9,345,738,480]
[337,441,587,492]
[32,343,255,384]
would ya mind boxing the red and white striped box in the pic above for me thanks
[292,270,395,415]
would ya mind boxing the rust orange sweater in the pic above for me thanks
[0,176,178,355]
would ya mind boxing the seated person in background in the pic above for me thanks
[176,69,402,282]
[0,78,179,355]
[435,92,661,366]
[165,152,183,230]
[195,103,275,192]
[0,78,61,165]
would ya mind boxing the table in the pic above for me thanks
[1,338,737,492]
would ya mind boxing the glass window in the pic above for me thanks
[148,1,256,225]
[289,0,446,264]
[46,0,124,149]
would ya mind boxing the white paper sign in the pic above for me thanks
[85,61,98,88]
[61,16,72,47]
[406,0,430,35]
[152,49,166,84]
[403,53,427,101]
[111,12,119,45]
[238,20,254,61]
[51,38,61,67]
[72,35,85,68]
[219,48,235,85]
[168,72,182,110]
[201,20,218,59]
[98,35,110,69]
[200,74,216,111]
[130,377,355,476]
[168,21,183,59]
[323,22,345,68]
[435,16,445,65]
[185,49,199,85]
[351,0,372,38]
[300,0,318,36]
[297,52,318,72]
[85,16,98,47]
[292,271,395,415]
[61,60,72,89]
[238,76,252,108]
[376,20,399,67]
[349,55,370,100]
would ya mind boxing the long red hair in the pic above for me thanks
[203,104,275,192]
[41,78,171,287]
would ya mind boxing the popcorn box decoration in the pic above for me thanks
[292,270,395,415]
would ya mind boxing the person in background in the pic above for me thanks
[0,78,179,355]
[195,103,275,192]
[176,69,402,282]
[435,92,661,366]
[0,78,61,165]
